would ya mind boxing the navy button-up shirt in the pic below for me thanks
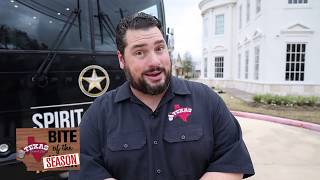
[69,77,254,180]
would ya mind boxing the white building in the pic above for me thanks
[199,0,320,96]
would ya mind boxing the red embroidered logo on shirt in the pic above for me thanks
[168,104,192,122]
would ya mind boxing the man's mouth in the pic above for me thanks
[144,70,163,81]
[145,70,161,76]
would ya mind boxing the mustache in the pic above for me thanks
[143,66,165,74]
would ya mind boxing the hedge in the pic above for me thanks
[253,94,319,106]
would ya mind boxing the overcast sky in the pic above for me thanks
[163,0,202,62]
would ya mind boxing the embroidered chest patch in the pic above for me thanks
[168,104,192,122]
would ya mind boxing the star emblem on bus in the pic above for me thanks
[78,65,110,97]
[82,69,105,92]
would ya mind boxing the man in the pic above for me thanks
[69,12,254,180]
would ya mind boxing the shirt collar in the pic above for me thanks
[114,81,132,103]
[170,76,191,95]
[114,76,191,103]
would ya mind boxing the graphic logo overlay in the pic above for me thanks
[16,128,80,171]
[23,137,48,162]
[79,65,110,97]
[168,104,192,122]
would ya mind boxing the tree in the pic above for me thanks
[182,51,194,79]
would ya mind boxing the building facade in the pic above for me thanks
[199,0,320,96]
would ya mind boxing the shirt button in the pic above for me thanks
[153,140,158,145]
[123,144,129,148]
[181,135,186,140]
[156,169,161,174]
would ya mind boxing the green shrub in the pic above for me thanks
[253,94,319,106]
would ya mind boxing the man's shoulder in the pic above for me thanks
[173,77,212,93]
[172,77,221,103]
[89,85,121,111]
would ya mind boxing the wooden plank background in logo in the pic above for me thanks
[16,128,80,171]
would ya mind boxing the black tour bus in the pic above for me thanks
[0,0,166,179]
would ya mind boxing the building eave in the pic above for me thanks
[199,0,237,12]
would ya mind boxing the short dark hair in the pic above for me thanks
[115,12,164,55]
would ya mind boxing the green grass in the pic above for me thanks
[219,93,320,125]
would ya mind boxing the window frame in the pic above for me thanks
[215,14,224,35]
[288,0,308,4]
[238,53,241,79]
[239,5,242,29]
[92,0,164,53]
[254,46,260,80]
[0,0,92,52]
[204,17,209,37]
[256,0,261,14]
[246,0,250,23]
[285,43,306,81]
[245,50,249,79]
[204,57,208,78]
[214,56,224,78]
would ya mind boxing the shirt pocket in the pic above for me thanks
[163,124,207,178]
[164,124,203,143]
[107,132,146,151]
[106,132,147,180]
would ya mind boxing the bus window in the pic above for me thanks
[0,0,90,51]
[140,4,158,17]
[93,0,164,52]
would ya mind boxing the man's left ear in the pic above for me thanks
[117,51,125,69]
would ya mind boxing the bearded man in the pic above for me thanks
[69,12,254,180]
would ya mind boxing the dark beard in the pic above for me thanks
[124,66,171,95]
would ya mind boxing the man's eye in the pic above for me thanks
[135,51,144,56]
[156,46,164,52]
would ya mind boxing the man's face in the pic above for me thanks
[118,26,171,95]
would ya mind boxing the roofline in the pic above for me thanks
[199,0,237,11]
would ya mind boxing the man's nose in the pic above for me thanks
[148,51,161,66]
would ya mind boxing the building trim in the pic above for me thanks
[212,45,227,52]
[199,0,237,13]
[281,23,314,35]
[252,29,264,41]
